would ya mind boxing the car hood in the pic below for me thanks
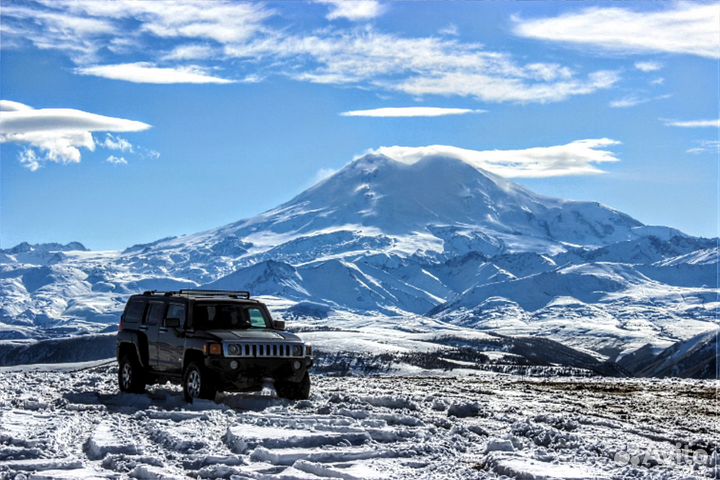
[206,329,302,342]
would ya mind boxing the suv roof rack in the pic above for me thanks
[178,289,251,299]
[141,289,252,299]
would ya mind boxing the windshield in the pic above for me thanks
[192,303,271,330]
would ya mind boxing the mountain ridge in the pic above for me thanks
[0,151,717,372]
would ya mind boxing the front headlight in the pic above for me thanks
[305,345,312,356]
[204,343,223,356]
[228,344,241,356]
[292,344,303,357]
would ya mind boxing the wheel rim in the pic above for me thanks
[187,369,201,398]
[121,362,132,390]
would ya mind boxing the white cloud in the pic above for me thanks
[162,44,218,61]
[634,61,662,72]
[686,140,720,154]
[368,139,622,178]
[391,69,618,104]
[143,150,161,160]
[439,24,459,36]
[609,94,670,109]
[609,97,644,109]
[76,63,234,84]
[100,134,133,152]
[35,0,270,45]
[0,100,33,112]
[106,155,128,165]
[18,149,41,172]
[226,29,619,103]
[650,77,665,86]
[0,4,117,62]
[513,3,720,59]
[1,1,269,79]
[316,0,384,21]
[3,2,618,102]
[664,118,720,128]
[0,100,151,169]
[341,107,483,117]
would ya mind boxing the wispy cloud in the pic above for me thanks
[1,2,619,102]
[369,139,622,178]
[162,44,218,61]
[76,63,234,84]
[99,133,133,152]
[1,1,268,82]
[106,155,128,165]
[37,0,271,45]
[513,3,720,59]
[439,24,459,36]
[0,100,151,170]
[226,30,619,103]
[634,61,662,72]
[609,93,670,109]
[316,0,385,21]
[0,4,117,63]
[664,118,720,128]
[686,140,720,155]
[341,107,484,118]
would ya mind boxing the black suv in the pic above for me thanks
[116,289,312,402]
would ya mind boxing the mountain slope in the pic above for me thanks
[0,151,716,371]
[633,329,718,379]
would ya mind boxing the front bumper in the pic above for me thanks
[204,356,313,391]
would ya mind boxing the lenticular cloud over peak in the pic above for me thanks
[367,139,621,178]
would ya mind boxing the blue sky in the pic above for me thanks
[1,0,718,249]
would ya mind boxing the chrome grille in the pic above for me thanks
[224,342,303,358]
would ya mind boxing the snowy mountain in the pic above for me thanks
[632,329,718,379]
[0,152,717,373]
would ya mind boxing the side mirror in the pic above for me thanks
[272,319,285,330]
[165,317,181,328]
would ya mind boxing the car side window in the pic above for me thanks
[124,300,146,324]
[165,304,186,327]
[246,308,268,328]
[146,302,166,325]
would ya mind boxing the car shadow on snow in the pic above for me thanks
[63,386,288,413]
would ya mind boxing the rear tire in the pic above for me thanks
[183,361,217,403]
[277,372,311,400]
[118,352,146,394]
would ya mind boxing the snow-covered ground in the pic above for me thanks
[0,362,717,479]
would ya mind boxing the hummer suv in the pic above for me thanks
[116,289,312,402]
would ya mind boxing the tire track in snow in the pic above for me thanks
[0,364,716,479]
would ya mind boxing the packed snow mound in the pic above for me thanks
[0,365,716,479]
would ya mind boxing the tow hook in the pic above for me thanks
[260,377,277,397]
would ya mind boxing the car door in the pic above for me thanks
[144,301,166,370]
[157,302,186,374]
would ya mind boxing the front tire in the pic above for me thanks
[277,372,311,400]
[118,353,146,394]
[183,362,217,403]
